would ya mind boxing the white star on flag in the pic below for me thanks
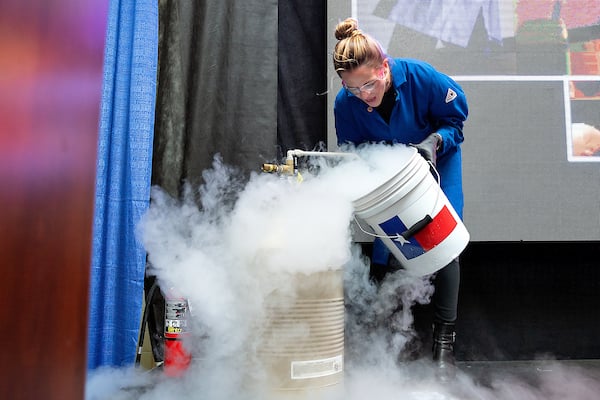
[393,233,409,246]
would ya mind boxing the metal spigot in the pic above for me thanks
[261,155,297,176]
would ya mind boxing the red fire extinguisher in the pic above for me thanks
[164,292,192,376]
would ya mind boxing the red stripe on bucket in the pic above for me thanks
[414,205,457,251]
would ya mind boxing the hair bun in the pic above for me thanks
[335,18,360,40]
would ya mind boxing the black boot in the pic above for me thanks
[432,321,456,381]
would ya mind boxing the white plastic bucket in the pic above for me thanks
[353,150,469,276]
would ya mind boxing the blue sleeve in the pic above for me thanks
[424,66,468,156]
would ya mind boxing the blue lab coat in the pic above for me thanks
[334,58,468,265]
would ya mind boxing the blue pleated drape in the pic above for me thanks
[88,0,158,369]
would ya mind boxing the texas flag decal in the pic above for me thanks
[379,205,458,259]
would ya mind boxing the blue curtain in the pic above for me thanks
[88,0,158,369]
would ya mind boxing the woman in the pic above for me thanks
[333,18,468,380]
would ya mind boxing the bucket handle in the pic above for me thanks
[353,161,441,240]
[354,214,434,240]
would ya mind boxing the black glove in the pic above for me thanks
[411,132,442,166]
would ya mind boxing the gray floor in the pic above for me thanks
[87,360,600,400]
[459,359,600,381]
[449,359,600,399]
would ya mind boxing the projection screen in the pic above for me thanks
[327,0,600,241]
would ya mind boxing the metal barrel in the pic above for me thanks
[258,269,344,392]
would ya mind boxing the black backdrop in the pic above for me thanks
[151,0,326,197]
[152,0,279,197]
[277,1,328,160]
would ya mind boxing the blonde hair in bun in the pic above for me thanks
[333,18,386,76]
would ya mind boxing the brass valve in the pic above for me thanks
[261,157,296,175]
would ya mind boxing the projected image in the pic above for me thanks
[355,0,600,163]
[366,0,516,73]
[514,0,600,76]
[569,89,600,160]
[360,0,600,77]
[570,123,600,158]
